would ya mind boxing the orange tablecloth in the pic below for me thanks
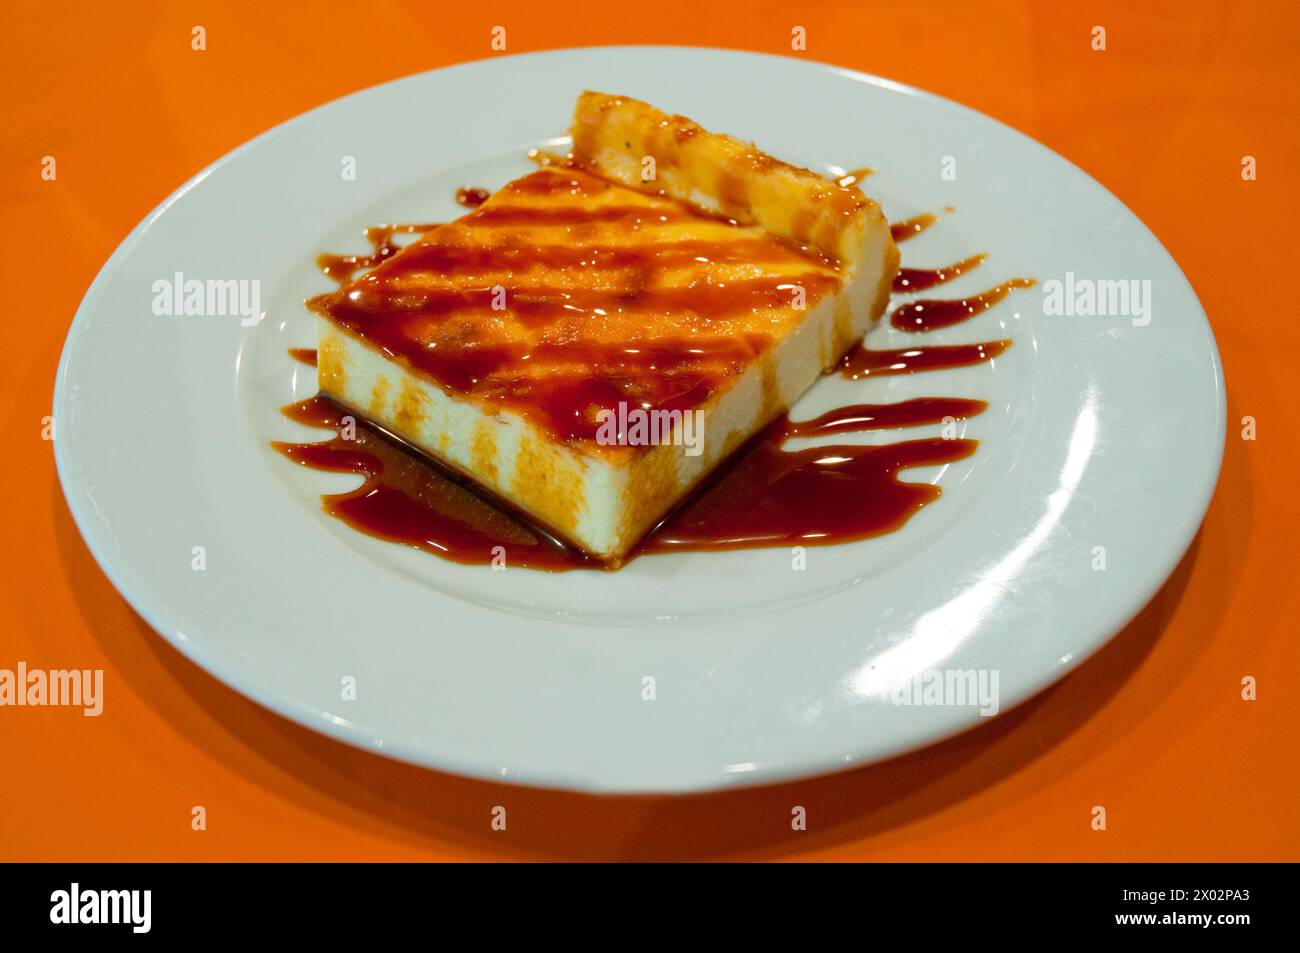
[2,0,1296,861]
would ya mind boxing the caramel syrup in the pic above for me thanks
[274,396,598,570]
[642,436,976,556]
[837,167,876,188]
[893,254,988,293]
[316,223,441,284]
[838,340,1013,379]
[274,394,983,571]
[455,186,490,208]
[890,213,937,243]
[773,397,987,439]
[891,278,1035,332]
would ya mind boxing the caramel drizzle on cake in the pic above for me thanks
[307,166,844,443]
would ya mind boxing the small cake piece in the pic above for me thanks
[308,91,899,563]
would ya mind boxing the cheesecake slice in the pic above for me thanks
[308,91,899,564]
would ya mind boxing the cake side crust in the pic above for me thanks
[571,90,895,271]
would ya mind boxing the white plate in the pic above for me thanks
[54,47,1224,792]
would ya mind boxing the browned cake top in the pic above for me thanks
[309,166,843,443]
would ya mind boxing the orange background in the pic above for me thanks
[2,0,1296,861]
